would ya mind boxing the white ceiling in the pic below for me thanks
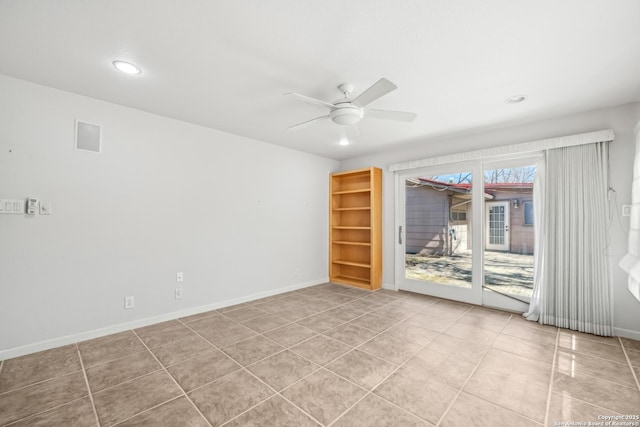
[1,0,639,161]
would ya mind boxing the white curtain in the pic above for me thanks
[525,142,613,336]
[619,124,640,303]
[523,154,546,322]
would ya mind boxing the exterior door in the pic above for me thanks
[485,201,510,251]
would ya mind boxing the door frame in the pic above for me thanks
[394,161,484,305]
[394,153,542,312]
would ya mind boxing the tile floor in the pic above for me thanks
[1,283,640,426]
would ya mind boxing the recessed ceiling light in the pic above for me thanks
[505,95,526,104]
[338,138,350,146]
[112,60,142,75]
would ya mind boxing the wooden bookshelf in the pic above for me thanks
[329,167,382,290]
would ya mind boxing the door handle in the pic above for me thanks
[399,226,403,244]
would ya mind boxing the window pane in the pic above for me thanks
[523,201,534,225]
[405,172,473,288]
[483,166,536,298]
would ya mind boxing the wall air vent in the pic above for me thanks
[75,120,102,153]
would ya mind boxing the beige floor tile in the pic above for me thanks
[342,298,387,311]
[359,332,422,365]
[0,372,88,426]
[441,392,541,427]
[359,293,397,306]
[296,312,348,333]
[240,313,291,333]
[327,349,397,390]
[322,323,377,346]
[622,337,640,352]
[323,306,368,322]
[372,303,419,321]
[374,365,458,425]
[333,393,431,427]
[134,320,196,349]
[501,319,557,347]
[273,305,319,322]
[0,344,81,393]
[405,312,456,332]
[247,350,318,391]
[78,331,145,367]
[492,333,556,364]
[320,292,358,304]
[557,333,628,363]
[116,396,209,427]
[463,365,547,422]
[264,323,317,347]
[455,310,511,333]
[626,349,640,367]
[224,395,319,427]
[167,349,240,392]
[385,322,438,346]
[552,371,640,415]
[253,298,299,313]
[427,333,490,365]
[222,305,268,322]
[149,334,212,367]
[221,335,284,366]
[403,347,477,389]
[555,348,637,388]
[424,300,471,318]
[93,370,181,426]
[282,368,366,425]
[547,393,621,425]
[349,313,398,333]
[189,369,274,427]
[290,335,351,365]
[480,348,552,389]
[184,313,236,334]
[9,397,96,427]
[300,298,340,312]
[444,322,499,346]
[558,329,622,347]
[86,350,160,392]
[198,323,257,348]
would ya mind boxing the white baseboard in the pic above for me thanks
[613,326,640,341]
[382,283,398,291]
[0,278,328,361]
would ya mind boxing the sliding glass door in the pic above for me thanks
[396,156,540,311]
[396,162,483,305]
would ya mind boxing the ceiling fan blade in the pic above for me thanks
[288,115,330,131]
[352,78,397,107]
[366,108,417,122]
[285,92,335,109]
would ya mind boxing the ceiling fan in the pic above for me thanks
[285,78,417,133]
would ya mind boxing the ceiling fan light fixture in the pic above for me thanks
[112,60,142,75]
[330,105,363,126]
[505,95,526,104]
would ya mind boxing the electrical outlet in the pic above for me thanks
[177,272,183,283]
[175,287,184,299]
[124,296,134,309]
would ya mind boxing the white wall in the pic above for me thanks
[340,102,640,338]
[0,75,339,357]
